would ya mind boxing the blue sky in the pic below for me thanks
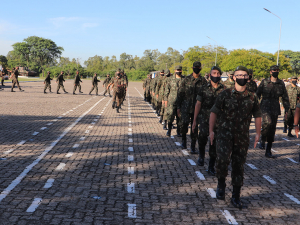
[0,0,299,64]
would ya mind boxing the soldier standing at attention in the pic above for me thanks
[209,66,262,208]
[56,71,68,94]
[293,103,300,161]
[160,69,171,129]
[89,73,100,96]
[177,61,207,153]
[44,71,52,93]
[283,76,300,137]
[164,66,183,137]
[257,65,290,158]
[155,70,165,123]
[73,71,83,95]
[8,66,24,92]
[246,69,258,93]
[223,71,235,89]
[103,74,112,97]
[145,75,152,103]
[192,66,226,172]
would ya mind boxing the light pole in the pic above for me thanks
[264,8,282,66]
[207,36,218,66]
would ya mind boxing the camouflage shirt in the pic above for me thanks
[222,79,235,89]
[74,74,82,84]
[44,74,52,83]
[256,77,290,115]
[177,74,207,114]
[164,76,183,111]
[285,84,300,109]
[246,79,257,93]
[103,77,111,86]
[155,75,165,101]
[92,75,100,85]
[56,74,65,84]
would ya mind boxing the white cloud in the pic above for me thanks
[0,39,15,56]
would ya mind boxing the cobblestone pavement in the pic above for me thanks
[0,81,299,225]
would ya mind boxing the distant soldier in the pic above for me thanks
[293,103,300,161]
[223,71,235,89]
[145,74,152,102]
[8,66,24,92]
[1,67,7,88]
[160,69,171,129]
[73,71,83,94]
[246,69,257,93]
[257,65,289,158]
[283,76,300,137]
[109,71,123,113]
[209,66,262,208]
[123,72,128,100]
[56,71,68,94]
[103,74,112,97]
[151,73,159,112]
[89,73,100,95]
[44,71,53,93]
[177,61,207,153]
[155,70,165,123]
[192,66,226,171]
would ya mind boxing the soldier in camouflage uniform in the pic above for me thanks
[283,76,300,137]
[155,70,165,123]
[177,61,207,153]
[109,71,124,113]
[256,65,290,158]
[246,69,257,93]
[143,76,147,100]
[73,71,83,94]
[151,72,160,112]
[192,66,226,173]
[56,71,67,94]
[164,66,183,137]
[160,69,171,129]
[145,75,152,102]
[8,66,24,92]
[44,71,52,93]
[209,66,262,209]
[293,102,300,161]
[103,74,112,97]
[89,73,100,96]
[223,71,235,89]
[123,72,128,100]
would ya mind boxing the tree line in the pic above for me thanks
[1,36,300,80]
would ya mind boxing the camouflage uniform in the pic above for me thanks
[223,79,235,89]
[284,84,300,133]
[210,88,262,186]
[155,74,165,116]
[73,74,82,93]
[145,76,152,102]
[11,69,23,91]
[112,76,123,110]
[44,73,52,93]
[56,74,67,93]
[103,76,112,96]
[256,77,290,143]
[151,75,159,109]
[89,75,100,95]
[246,79,257,93]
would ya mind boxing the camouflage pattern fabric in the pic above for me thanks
[103,77,112,95]
[222,79,235,89]
[113,77,124,106]
[246,79,257,93]
[210,88,262,186]
[155,75,165,112]
[284,84,300,129]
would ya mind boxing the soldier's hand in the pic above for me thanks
[254,134,260,148]
[295,125,299,138]
[192,122,196,133]
[177,109,181,117]
[209,131,214,145]
[285,112,288,121]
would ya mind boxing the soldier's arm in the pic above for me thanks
[256,80,263,99]
[192,100,202,133]
[176,80,185,110]
[281,84,290,113]
[252,94,262,147]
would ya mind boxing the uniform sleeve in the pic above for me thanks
[176,79,186,110]
[164,81,171,101]
[281,83,290,112]
[196,86,204,102]
[210,90,226,115]
[56,75,59,82]
[256,80,264,99]
[252,94,262,118]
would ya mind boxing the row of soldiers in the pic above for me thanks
[143,62,298,209]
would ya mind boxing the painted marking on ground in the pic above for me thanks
[182,150,189,156]
[52,119,58,122]
[128,132,132,136]
[175,142,181,146]
[263,175,276,184]
[271,148,278,153]
[282,138,290,141]
[85,130,90,134]
[171,136,174,139]
[287,157,298,163]
[128,128,132,132]
[88,125,93,129]
[128,167,134,174]
[32,132,39,136]
[43,178,55,188]
[127,183,135,193]
[246,163,258,170]
[128,204,137,218]
[128,155,134,161]
[195,171,205,180]
[40,127,47,130]
[206,188,216,198]
[129,138,133,143]
[3,149,14,155]
[73,144,79,148]
[80,137,86,141]
[128,147,134,152]
[46,123,53,126]
[26,198,42,213]
[187,159,196,166]
[221,210,238,225]
[17,140,26,145]
[55,163,66,171]
[284,193,300,204]
[65,152,74,158]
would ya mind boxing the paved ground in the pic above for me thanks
[0,80,299,225]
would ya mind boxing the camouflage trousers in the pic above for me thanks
[113,91,123,107]
[284,109,295,129]
[44,82,51,92]
[57,83,66,92]
[12,79,21,90]
[216,135,249,186]
[166,107,180,126]
[180,112,198,143]
[103,85,110,95]
[157,101,162,114]
[73,83,81,93]
[89,84,98,95]
[261,112,278,143]
[198,118,216,159]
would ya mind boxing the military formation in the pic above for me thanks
[143,62,300,209]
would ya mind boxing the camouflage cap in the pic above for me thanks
[228,71,234,75]
[248,69,253,75]
[234,66,249,75]
[270,65,279,71]
[175,65,182,70]
[160,69,164,73]
[193,61,201,67]
[211,66,222,75]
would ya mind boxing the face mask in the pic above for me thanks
[272,72,279,78]
[292,81,297,86]
[229,75,233,80]
[249,75,252,80]
[193,68,201,74]
[166,74,170,77]
[236,78,248,86]
[175,72,182,76]
[210,76,221,84]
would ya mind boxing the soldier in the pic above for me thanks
[283,76,300,137]
[177,61,207,153]
[44,71,52,93]
[73,70,83,94]
[209,66,262,208]
[223,71,235,89]
[103,74,112,97]
[246,69,257,93]
[56,71,68,94]
[164,66,183,137]
[257,65,289,158]
[123,72,128,100]
[151,73,159,111]
[145,74,152,102]
[161,69,171,129]
[109,71,123,113]
[293,103,300,161]
[8,66,24,92]
[143,76,148,100]
[1,67,7,88]
[89,73,100,95]
[155,70,165,123]
[192,66,226,172]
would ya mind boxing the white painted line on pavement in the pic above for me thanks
[128,128,132,131]
[263,175,276,184]
[26,198,42,213]
[175,142,181,146]
[52,119,58,122]
[93,119,98,121]
[58,116,62,119]
[32,132,39,136]
[221,210,238,225]
[43,178,55,188]
[206,188,216,198]
[187,159,196,166]
[65,152,74,158]
[40,127,47,130]
[128,147,134,152]
[128,155,134,161]
[85,130,90,133]
[128,204,137,218]
[128,132,132,136]
[127,183,135,193]
[128,167,134,174]
[284,193,300,204]
[282,138,290,141]
[287,158,298,163]
[47,123,53,126]
[88,125,93,129]
[128,120,132,123]
[73,144,79,148]
[171,136,174,139]
[17,140,26,145]
[271,148,278,153]
[246,163,258,170]
[195,171,205,180]
[80,137,85,141]
[129,139,133,143]
[3,149,14,155]
[91,122,95,125]
[55,163,66,171]
[182,150,189,156]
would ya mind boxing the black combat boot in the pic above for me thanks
[73,92,76,95]
[207,157,216,176]
[216,178,226,200]
[109,94,112,97]
[190,141,197,154]
[112,101,115,109]
[176,126,181,137]
[197,145,205,166]
[64,91,68,93]
[283,124,287,133]
[265,142,276,158]
[181,134,187,149]
[288,127,294,137]
[166,123,172,137]
[163,121,167,130]
[259,140,265,149]
[89,92,92,95]
[57,91,60,94]
[44,90,47,94]
[159,115,163,124]
[116,107,119,113]
[231,186,243,209]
